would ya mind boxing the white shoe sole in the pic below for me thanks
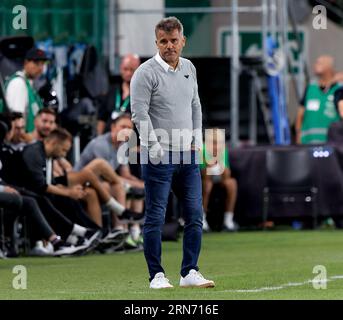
[150,285,174,289]
[180,282,215,288]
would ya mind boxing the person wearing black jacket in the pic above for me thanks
[21,128,103,230]
[21,128,141,231]
[0,116,88,256]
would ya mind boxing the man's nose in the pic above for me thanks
[166,41,173,49]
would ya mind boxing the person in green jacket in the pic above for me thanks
[5,47,48,133]
[295,55,342,144]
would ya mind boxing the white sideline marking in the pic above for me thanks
[134,275,343,294]
[216,275,343,293]
[130,276,343,295]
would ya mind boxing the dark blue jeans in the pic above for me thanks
[141,151,203,281]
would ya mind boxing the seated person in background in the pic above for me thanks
[76,113,145,242]
[76,114,144,189]
[96,54,142,194]
[31,108,143,241]
[23,125,107,230]
[0,115,89,256]
[20,128,105,230]
[200,128,238,232]
[6,112,32,150]
[0,185,86,257]
[295,55,342,144]
[30,106,57,142]
[22,127,142,229]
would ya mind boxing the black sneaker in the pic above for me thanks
[52,240,87,257]
[118,209,145,224]
[101,229,129,245]
[82,229,102,252]
[95,229,128,253]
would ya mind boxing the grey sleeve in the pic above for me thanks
[190,63,203,149]
[130,67,159,147]
[74,142,95,170]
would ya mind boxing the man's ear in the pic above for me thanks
[183,36,187,47]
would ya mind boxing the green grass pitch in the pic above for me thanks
[1,230,343,300]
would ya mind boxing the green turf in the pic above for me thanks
[1,230,343,300]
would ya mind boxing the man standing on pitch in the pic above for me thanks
[131,16,214,289]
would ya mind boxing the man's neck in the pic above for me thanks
[319,73,335,87]
[110,133,120,148]
[23,70,33,80]
[168,59,179,70]
[112,139,120,149]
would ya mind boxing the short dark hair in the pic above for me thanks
[111,113,132,126]
[46,127,72,142]
[37,107,56,118]
[0,113,12,135]
[0,112,17,130]
[155,16,184,37]
[0,121,9,144]
[9,112,23,121]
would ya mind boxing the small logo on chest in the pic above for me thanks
[184,75,189,79]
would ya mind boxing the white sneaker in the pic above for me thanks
[180,269,215,288]
[150,272,174,289]
[66,234,79,245]
[223,217,238,231]
[224,219,235,230]
[203,217,210,232]
[223,213,239,231]
[29,241,54,257]
[130,225,141,242]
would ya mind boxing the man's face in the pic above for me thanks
[156,28,185,67]
[11,118,25,143]
[120,57,140,83]
[24,60,45,79]
[314,56,333,77]
[49,139,71,158]
[35,113,56,139]
[111,118,134,143]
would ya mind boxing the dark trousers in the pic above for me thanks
[0,192,22,210]
[17,188,74,239]
[0,192,54,241]
[141,151,203,281]
[46,194,99,230]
